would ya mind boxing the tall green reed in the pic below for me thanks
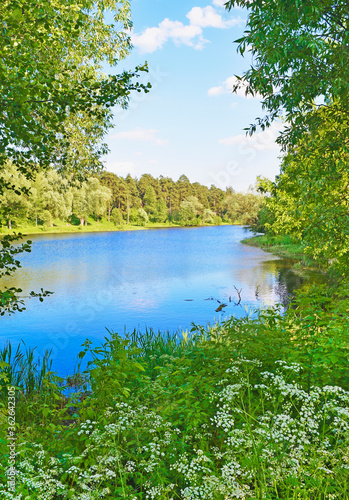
[0,341,53,395]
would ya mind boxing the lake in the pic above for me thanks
[0,225,305,374]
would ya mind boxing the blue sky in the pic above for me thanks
[104,0,283,192]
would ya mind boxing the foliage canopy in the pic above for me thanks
[0,0,150,182]
[226,0,349,145]
[262,102,349,270]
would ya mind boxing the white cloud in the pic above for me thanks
[132,19,205,53]
[219,122,283,151]
[132,26,169,53]
[132,5,242,53]
[187,6,226,28]
[212,0,227,7]
[208,75,263,99]
[208,86,225,96]
[163,19,205,48]
[112,127,168,146]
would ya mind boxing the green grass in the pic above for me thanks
[0,217,162,236]
[0,218,235,236]
[241,234,305,257]
[0,341,53,395]
[242,234,331,276]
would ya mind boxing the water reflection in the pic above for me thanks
[0,226,319,374]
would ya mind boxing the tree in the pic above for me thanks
[51,110,112,178]
[208,185,225,217]
[143,185,157,220]
[154,198,168,223]
[249,178,276,234]
[137,208,149,226]
[72,177,111,225]
[226,0,349,146]
[85,178,112,223]
[223,191,264,225]
[0,0,151,182]
[263,103,349,270]
[179,196,203,226]
[138,174,156,200]
[225,0,349,274]
[0,162,31,230]
[177,175,193,203]
[72,184,90,227]
[202,209,216,224]
[160,176,178,221]
[100,172,121,221]
[192,182,210,209]
[111,208,124,226]
[36,170,73,227]
[30,173,49,227]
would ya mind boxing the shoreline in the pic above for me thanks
[241,234,328,277]
[241,234,305,259]
[0,221,238,237]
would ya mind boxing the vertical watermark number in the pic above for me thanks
[7,385,16,493]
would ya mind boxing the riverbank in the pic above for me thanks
[241,233,329,275]
[241,234,305,258]
[0,219,173,236]
[0,219,236,236]
[241,238,342,295]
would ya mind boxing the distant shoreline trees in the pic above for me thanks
[0,165,264,230]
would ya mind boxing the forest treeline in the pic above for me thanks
[0,162,264,230]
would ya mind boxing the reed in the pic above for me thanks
[0,341,53,395]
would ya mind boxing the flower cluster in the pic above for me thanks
[1,359,349,499]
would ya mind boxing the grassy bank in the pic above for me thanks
[241,234,305,258]
[1,281,349,499]
[0,219,236,236]
[241,234,329,277]
[0,218,176,236]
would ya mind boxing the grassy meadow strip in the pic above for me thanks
[1,282,349,499]
[0,218,237,237]
[241,234,305,258]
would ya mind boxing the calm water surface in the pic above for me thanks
[0,226,304,374]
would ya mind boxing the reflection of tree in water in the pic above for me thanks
[273,264,304,307]
[264,260,326,308]
[233,258,285,303]
[233,258,324,308]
